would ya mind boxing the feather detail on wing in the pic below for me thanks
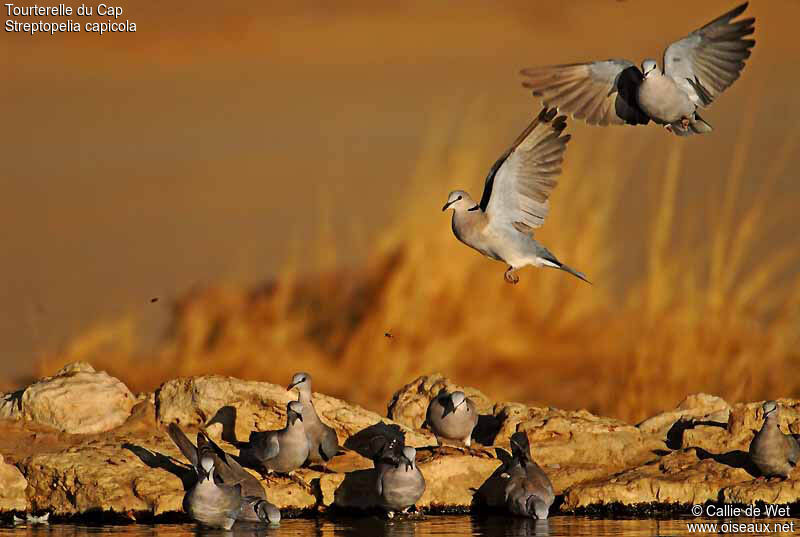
[482,107,571,232]
[663,2,755,107]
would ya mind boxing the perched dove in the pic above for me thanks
[748,401,800,479]
[442,107,587,284]
[504,432,555,519]
[288,372,339,464]
[166,424,281,526]
[425,390,479,447]
[242,400,310,475]
[377,446,426,516]
[521,3,755,136]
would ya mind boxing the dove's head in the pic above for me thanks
[199,455,215,481]
[287,401,304,425]
[527,495,550,520]
[442,190,480,212]
[401,446,417,469]
[288,372,312,395]
[762,400,779,418]
[641,59,659,78]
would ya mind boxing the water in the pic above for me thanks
[0,516,796,537]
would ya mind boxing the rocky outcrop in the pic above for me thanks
[0,454,27,511]
[0,362,137,434]
[2,367,800,518]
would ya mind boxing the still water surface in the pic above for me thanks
[1,516,796,537]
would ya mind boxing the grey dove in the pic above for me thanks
[521,3,754,136]
[166,424,281,526]
[425,390,479,447]
[748,401,800,479]
[377,446,426,516]
[288,372,339,464]
[503,432,554,519]
[442,107,588,284]
[242,400,310,474]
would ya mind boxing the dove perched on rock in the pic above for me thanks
[748,401,800,479]
[288,372,339,464]
[242,400,310,475]
[425,390,479,447]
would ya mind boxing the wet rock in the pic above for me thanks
[0,453,28,511]
[0,362,137,434]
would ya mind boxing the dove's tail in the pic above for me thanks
[538,250,591,284]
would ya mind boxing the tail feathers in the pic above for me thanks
[540,255,591,284]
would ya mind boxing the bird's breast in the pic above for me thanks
[637,76,695,123]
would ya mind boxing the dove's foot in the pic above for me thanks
[664,124,674,134]
[386,511,395,519]
[680,117,690,129]
[504,267,519,285]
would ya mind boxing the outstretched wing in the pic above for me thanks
[482,108,570,232]
[520,60,649,126]
[663,2,755,107]
[166,423,199,468]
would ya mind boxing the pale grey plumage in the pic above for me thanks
[521,3,754,136]
[377,446,426,514]
[442,107,588,285]
[426,390,479,447]
[166,424,281,526]
[504,432,554,519]
[243,400,310,474]
[748,401,800,479]
[183,455,243,530]
[288,372,339,464]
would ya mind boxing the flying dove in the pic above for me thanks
[376,446,426,516]
[241,400,310,475]
[442,107,588,284]
[288,372,339,464]
[425,390,479,447]
[748,401,800,479]
[521,3,754,136]
[503,432,555,519]
[166,424,281,526]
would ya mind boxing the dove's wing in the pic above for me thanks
[663,2,755,107]
[521,60,649,126]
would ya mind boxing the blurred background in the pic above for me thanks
[2,1,799,423]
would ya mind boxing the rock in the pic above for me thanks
[563,448,754,509]
[0,362,137,434]
[0,453,28,511]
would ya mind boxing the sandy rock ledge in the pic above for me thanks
[1,367,799,518]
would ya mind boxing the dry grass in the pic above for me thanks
[36,98,800,424]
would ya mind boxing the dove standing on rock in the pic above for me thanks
[288,372,339,464]
[425,390,479,447]
[166,424,281,526]
[521,3,754,136]
[242,400,310,475]
[377,446,426,517]
[748,401,800,479]
[442,107,588,285]
[504,432,554,520]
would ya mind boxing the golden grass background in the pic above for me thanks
[3,1,800,423]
